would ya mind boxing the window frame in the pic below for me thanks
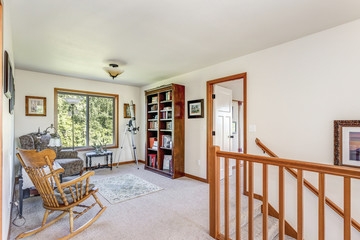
[54,88,119,151]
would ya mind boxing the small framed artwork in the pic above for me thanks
[188,99,204,118]
[334,120,360,168]
[9,73,15,114]
[123,103,135,118]
[25,96,46,116]
[3,51,12,99]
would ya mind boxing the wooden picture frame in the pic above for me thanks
[188,99,204,118]
[25,96,46,116]
[9,72,15,114]
[123,103,135,118]
[334,120,360,168]
[3,50,12,99]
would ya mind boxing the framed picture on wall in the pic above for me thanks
[334,120,360,168]
[188,99,204,118]
[123,103,135,118]
[9,73,15,114]
[3,51,12,99]
[25,96,47,116]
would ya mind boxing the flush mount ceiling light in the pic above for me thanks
[104,63,124,79]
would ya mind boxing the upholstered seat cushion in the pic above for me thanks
[55,158,84,177]
[54,183,95,204]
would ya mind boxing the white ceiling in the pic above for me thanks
[9,0,360,86]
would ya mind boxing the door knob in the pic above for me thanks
[229,135,234,138]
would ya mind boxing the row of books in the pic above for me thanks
[147,154,172,171]
[148,154,157,168]
[149,121,158,129]
[164,91,172,101]
[161,111,172,119]
[151,96,158,103]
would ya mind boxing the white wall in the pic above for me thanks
[14,70,142,169]
[2,0,15,238]
[140,19,360,239]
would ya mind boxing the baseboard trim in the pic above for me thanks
[184,173,208,183]
[244,191,297,239]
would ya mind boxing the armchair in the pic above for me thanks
[19,133,83,177]
[16,148,106,239]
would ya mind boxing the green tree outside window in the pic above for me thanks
[57,92,115,148]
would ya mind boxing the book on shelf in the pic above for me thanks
[151,96,158,103]
[162,135,172,148]
[163,106,172,111]
[149,121,158,129]
[148,154,157,168]
[163,155,172,171]
[165,91,172,101]
[166,122,172,130]
[161,111,172,119]
[153,140,158,149]
[149,137,157,149]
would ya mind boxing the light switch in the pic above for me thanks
[249,124,256,132]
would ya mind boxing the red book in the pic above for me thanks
[148,154,156,167]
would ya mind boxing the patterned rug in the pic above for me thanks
[91,174,163,204]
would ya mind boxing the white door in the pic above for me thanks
[213,85,233,178]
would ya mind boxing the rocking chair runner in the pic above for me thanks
[16,148,106,240]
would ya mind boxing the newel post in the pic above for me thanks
[209,145,220,238]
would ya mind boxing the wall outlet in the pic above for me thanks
[198,160,201,166]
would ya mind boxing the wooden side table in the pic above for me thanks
[86,151,113,170]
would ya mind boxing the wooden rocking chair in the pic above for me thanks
[16,148,106,240]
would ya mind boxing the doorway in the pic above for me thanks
[206,73,247,181]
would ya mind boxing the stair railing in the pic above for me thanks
[255,138,360,233]
[209,145,360,240]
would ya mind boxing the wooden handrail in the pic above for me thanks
[255,138,360,232]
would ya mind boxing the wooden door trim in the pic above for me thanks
[206,73,247,182]
[0,2,4,238]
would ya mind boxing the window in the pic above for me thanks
[55,88,118,149]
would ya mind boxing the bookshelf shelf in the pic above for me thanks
[160,100,172,103]
[145,84,185,179]
[160,147,172,150]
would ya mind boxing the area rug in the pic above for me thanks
[91,174,163,204]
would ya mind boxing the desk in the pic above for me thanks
[86,151,113,170]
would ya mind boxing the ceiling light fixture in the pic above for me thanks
[104,63,124,79]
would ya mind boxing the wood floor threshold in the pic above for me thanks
[184,173,208,183]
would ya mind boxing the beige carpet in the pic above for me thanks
[10,164,213,240]
[10,164,293,240]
